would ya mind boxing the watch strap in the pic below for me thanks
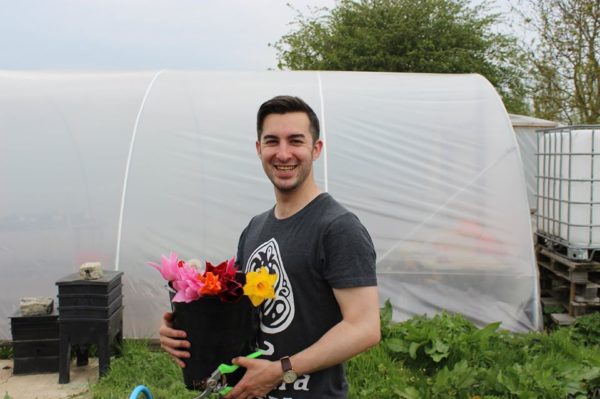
[280,356,293,372]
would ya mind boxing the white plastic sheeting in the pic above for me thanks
[510,114,559,212]
[0,71,541,339]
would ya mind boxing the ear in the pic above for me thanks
[256,140,261,157]
[312,139,323,160]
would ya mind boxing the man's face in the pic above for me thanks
[256,112,322,195]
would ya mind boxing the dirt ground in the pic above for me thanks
[0,358,97,399]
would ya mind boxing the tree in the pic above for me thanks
[525,0,600,124]
[272,0,530,114]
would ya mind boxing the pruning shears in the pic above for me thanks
[193,350,264,399]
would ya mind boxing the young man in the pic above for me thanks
[159,96,380,399]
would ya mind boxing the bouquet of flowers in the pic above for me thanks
[148,252,276,306]
[147,252,275,391]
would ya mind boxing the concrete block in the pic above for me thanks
[20,297,54,316]
[79,262,103,280]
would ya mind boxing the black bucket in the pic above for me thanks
[171,294,259,391]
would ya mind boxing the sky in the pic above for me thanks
[0,0,522,71]
[0,0,337,71]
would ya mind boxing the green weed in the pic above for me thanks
[0,344,12,360]
[346,301,600,398]
[571,312,600,348]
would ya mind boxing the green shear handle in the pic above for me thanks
[217,350,263,396]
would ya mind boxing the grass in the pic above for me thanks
[89,340,192,399]
[87,309,600,399]
[4,308,600,398]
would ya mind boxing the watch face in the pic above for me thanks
[282,370,298,384]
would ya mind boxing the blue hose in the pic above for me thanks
[129,385,154,399]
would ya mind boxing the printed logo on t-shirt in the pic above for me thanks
[245,238,295,335]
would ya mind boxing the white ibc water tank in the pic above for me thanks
[537,127,600,257]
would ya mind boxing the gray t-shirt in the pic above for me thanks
[237,193,377,399]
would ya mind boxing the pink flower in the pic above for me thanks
[147,252,181,282]
[172,262,204,303]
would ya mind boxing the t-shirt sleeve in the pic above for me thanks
[235,225,249,268]
[320,213,377,288]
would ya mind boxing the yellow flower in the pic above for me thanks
[243,266,276,307]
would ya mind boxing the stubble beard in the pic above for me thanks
[266,163,312,195]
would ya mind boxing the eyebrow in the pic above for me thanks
[261,133,307,141]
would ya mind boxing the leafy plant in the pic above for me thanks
[0,344,12,360]
[347,301,600,398]
[570,312,600,348]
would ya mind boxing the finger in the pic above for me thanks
[169,353,186,368]
[160,336,190,350]
[231,356,253,368]
[231,356,243,366]
[159,331,190,346]
[223,381,246,399]
[227,384,269,399]
[159,335,190,361]
[159,325,187,339]
[161,343,190,363]
[162,312,172,325]
[160,338,189,354]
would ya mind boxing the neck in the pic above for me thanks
[273,182,322,219]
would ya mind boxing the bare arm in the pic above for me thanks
[286,285,380,374]
[158,311,191,368]
[224,286,380,399]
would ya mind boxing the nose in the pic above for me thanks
[276,143,292,162]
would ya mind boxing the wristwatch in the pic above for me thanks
[280,356,298,384]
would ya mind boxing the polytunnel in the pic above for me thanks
[510,113,559,213]
[0,70,542,339]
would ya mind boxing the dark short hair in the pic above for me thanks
[256,95,320,142]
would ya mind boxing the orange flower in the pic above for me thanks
[199,271,221,295]
[243,266,276,307]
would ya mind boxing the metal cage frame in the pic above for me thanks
[536,125,600,260]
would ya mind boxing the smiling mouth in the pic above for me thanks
[275,165,296,171]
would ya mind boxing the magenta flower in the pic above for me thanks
[172,262,204,303]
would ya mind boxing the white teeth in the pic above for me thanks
[276,166,295,171]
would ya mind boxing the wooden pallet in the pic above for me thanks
[536,245,600,320]
[536,245,600,283]
[534,233,600,262]
[540,296,563,307]
[550,313,576,326]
